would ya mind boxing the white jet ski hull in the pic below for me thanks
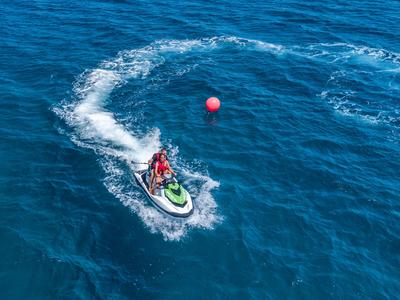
[134,169,193,218]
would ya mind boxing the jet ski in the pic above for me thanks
[134,169,193,218]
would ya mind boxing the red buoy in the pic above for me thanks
[206,97,221,112]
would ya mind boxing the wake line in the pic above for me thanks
[68,37,284,162]
[55,36,398,240]
[55,36,285,240]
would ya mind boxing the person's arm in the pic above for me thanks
[166,161,176,175]
[155,162,160,176]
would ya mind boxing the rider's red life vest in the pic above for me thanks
[156,161,168,173]
[151,152,168,169]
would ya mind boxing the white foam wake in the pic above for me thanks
[54,36,283,240]
[318,65,400,129]
[305,43,400,129]
[54,35,400,238]
[293,42,400,66]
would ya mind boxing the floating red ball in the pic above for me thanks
[206,97,221,112]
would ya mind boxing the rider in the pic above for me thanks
[148,148,168,194]
[154,154,176,188]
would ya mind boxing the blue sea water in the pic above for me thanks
[1,0,400,298]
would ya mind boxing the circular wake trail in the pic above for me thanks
[55,36,398,240]
[55,36,282,240]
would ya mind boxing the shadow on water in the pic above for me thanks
[204,111,219,126]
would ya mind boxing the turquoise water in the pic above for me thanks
[1,0,400,299]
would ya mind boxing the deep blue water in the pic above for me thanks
[1,0,400,299]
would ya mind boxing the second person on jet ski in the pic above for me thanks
[148,148,168,169]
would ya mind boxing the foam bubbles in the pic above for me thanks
[318,63,400,128]
[300,43,400,66]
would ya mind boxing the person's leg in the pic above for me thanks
[155,175,163,190]
[149,169,155,194]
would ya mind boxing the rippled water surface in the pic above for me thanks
[1,0,400,299]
